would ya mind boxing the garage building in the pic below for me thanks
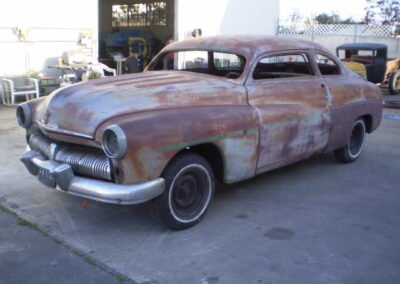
[0,0,279,76]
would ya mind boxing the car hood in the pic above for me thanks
[35,71,244,138]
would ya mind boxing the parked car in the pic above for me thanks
[337,42,387,84]
[337,42,400,95]
[17,36,383,229]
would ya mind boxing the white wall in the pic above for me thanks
[0,0,280,76]
[175,0,279,40]
[0,0,98,76]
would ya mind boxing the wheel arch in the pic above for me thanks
[360,114,373,133]
[165,143,225,184]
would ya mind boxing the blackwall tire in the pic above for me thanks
[153,153,215,230]
[334,119,366,163]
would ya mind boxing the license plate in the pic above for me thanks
[38,168,56,188]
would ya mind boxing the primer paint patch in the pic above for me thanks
[384,114,400,121]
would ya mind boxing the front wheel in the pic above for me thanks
[334,119,366,163]
[389,70,400,95]
[152,153,215,230]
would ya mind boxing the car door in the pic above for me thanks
[312,51,363,151]
[246,51,331,173]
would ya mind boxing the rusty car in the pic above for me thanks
[17,36,383,229]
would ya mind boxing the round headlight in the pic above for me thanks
[102,125,127,159]
[16,103,32,129]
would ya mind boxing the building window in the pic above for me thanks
[112,2,167,27]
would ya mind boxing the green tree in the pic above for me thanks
[315,13,341,24]
[314,12,358,24]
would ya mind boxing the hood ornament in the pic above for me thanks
[39,111,60,131]
[43,111,50,125]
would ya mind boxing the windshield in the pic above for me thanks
[337,49,378,62]
[147,50,246,79]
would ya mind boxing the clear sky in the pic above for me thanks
[280,0,368,21]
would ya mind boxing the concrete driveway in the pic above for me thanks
[1,104,399,284]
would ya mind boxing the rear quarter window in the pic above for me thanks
[315,53,341,75]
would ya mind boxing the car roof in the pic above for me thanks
[336,42,387,50]
[163,35,332,59]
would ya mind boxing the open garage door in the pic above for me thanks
[98,0,175,72]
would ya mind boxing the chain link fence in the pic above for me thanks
[277,23,400,58]
[279,24,393,38]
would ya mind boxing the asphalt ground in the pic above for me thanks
[0,208,133,284]
[0,103,399,284]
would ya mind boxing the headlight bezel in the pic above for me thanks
[16,103,32,129]
[102,125,127,159]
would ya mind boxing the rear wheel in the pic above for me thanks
[334,119,366,163]
[152,153,215,230]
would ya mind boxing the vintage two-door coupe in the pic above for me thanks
[17,36,382,229]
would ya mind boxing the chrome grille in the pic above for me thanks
[28,132,112,181]
[29,133,52,158]
[55,148,111,181]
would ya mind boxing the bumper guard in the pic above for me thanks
[20,150,165,205]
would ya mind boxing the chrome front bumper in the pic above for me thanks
[20,150,165,205]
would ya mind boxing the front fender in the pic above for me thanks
[96,106,259,184]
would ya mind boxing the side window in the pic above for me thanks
[315,54,341,75]
[176,51,209,70]
[253,53,314,80]
[150,51,246,78]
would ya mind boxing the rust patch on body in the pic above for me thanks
[98,105,259,184]
[21,35,383,188]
